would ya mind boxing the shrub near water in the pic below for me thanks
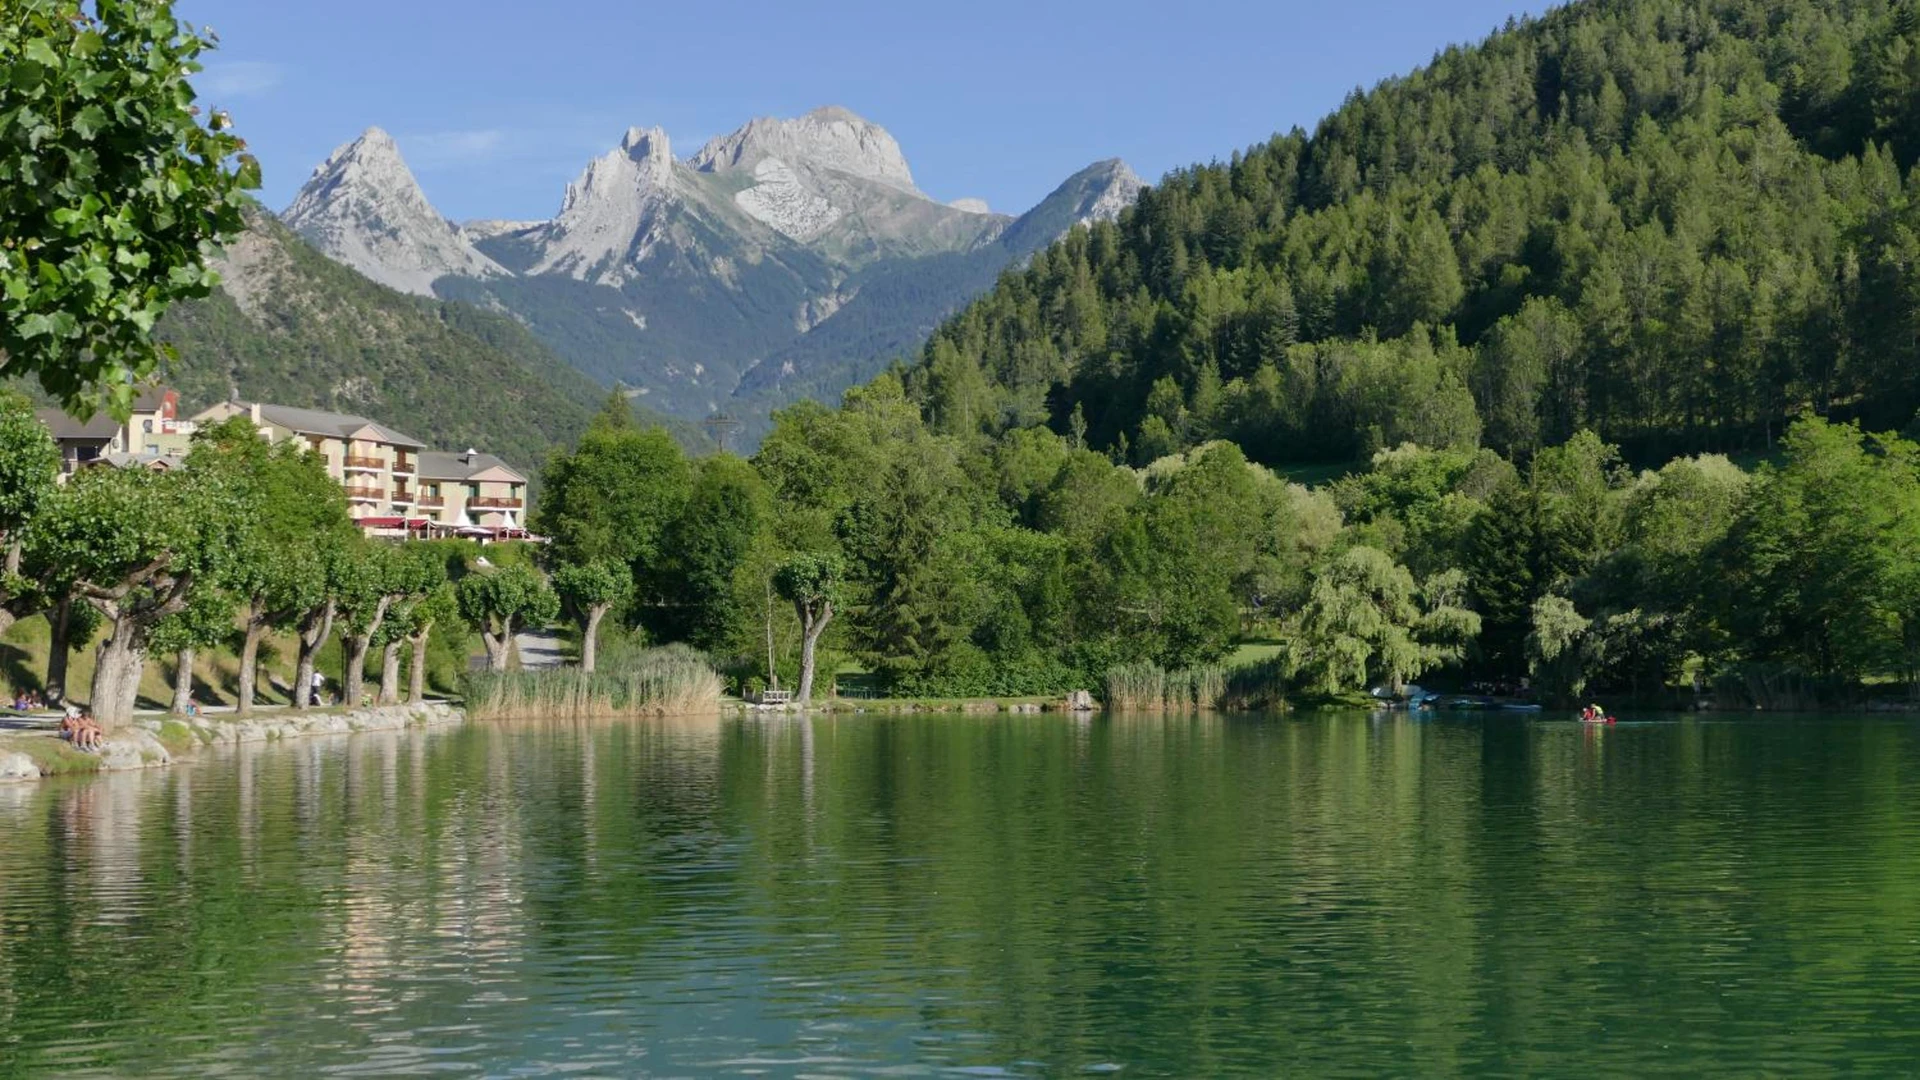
[1105,662,1225,711]
[463,644,723,720]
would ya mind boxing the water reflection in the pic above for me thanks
[0,713,1916,1075]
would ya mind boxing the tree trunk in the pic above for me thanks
[171,647,195,715]
[236,616,266,717]
[582,605,606,673]
[294,600,335,711]
[482,620,510,672]
[764,584,779,690]
[795,601,834,705]
[379,640,402,704]
[344,634,372,708]
[89,621,149,731]
[46,597,74,705]
[344,598,392,709]
[408,624,432,704]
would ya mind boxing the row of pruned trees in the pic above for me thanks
[0,395,546,729]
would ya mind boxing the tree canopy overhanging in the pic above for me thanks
[1,0,257,418]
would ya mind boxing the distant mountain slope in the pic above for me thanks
[728,160,1147,434]
[155,208,628,469]
[904,0,1920,468]
[281,107,1140,431]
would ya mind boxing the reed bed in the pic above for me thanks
[1105,662,1226,712]
[463,644,724,720]
[1219,657,1290,711]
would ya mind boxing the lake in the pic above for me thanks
[2,712,1918,1076]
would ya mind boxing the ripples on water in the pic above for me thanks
[1,713,1918,1076]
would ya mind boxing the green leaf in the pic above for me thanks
[22,39,58,68]
[72,104,107,140]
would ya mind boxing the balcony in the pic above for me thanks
[416,494,446,509]
[343,454,385,471]
[344,485,384,502]
[391,490,415,505]
[469,496,524,509]
[392,455,416,476]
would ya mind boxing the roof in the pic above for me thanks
[34,408,120,443]
[416,450,526,483]
[253,403,426,449]
[130,386,173,412]
[95,452,185,471]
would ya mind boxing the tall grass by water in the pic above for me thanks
[1105,662,1226,711]
[463,644,723,720]
[1218,657,1291,711]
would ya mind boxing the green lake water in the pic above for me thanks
[2,712,1918,1076]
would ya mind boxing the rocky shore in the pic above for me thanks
[0,702,465,784]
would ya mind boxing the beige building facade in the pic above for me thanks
[36,388,193,476]
[190,401,530,538]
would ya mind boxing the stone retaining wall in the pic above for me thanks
[0,702,465,784]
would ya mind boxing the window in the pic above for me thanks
[142,419,153,433]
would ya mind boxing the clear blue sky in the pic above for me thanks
[177,0,1556,223]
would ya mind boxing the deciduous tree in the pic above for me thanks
[456,563,558,672]
[774,553,842,703]
[0,0,258,415]
[185,416,352,714]
[0,392,59,638]
[28,465,231,728]
[551,560,631,674]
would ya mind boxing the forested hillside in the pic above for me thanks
[153,208,700,468]
[911,0,1920,466]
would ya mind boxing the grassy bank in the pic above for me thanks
[0,734,105,776]
[2,610,471,713]
[463,646,723,720]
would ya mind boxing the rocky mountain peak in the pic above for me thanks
[282,127,504,296]
[531,124,679,282]
[621,124,671,158]
[993,157,1147,255]
[690,106,917,193]
[1078,159,1145,223]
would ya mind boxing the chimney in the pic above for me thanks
[249,402,261,424]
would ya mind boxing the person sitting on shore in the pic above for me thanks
[58,706,104,752]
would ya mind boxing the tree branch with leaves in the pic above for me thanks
[1,0,259,417]
[774,553,843,703]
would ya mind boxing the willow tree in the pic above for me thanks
[1285,546,1480,698]
[1,0,257,415]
